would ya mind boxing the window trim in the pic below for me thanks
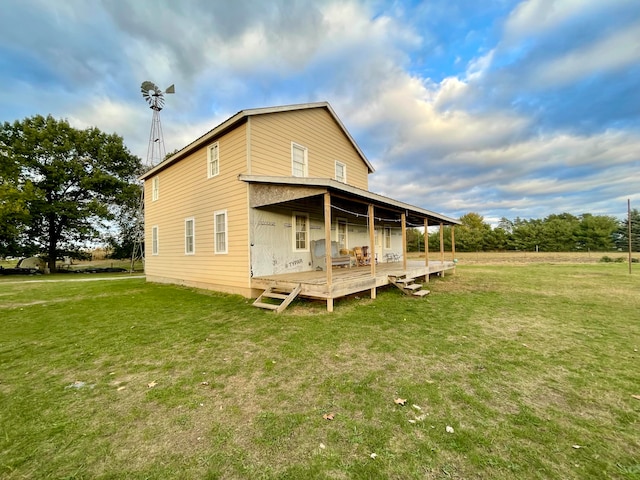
[292,212,310,252]
[151,176,159,201]
[214,210,228,254]
[207,142,220,178]
[151,225,159,255]
[335,161,347,183]
[336,217,348,250]
[291,142,308,177]
[185,217,195,255]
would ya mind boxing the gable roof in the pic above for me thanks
[139,102,374,180]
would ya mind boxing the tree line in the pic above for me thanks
[405,211,639,253]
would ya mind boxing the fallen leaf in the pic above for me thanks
[147,381,157,388]
[412,404,422,410]
[319,443,326,449]
[394,398,407,406]
[572,445,581,449]
[322,413,335,420]
[446,425,454,433]
[200,381,209,386]
[632,395,640,401]
[117,386,126,391]
[408,419,416,424]
[370,453,377,459]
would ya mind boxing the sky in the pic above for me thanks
[1,0,639,225]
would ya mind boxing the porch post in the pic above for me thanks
[368,204,376,299]
[424,218,430,281]
[324,192,333,312]
[439,222,445,274]
[451,226,456,261]
[401,212,407,271]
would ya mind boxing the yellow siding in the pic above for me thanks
[144,123,251,295]
[249,109,369,189]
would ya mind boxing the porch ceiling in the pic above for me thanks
[240,174,461,226]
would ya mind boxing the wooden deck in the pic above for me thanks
[251,260,456,311]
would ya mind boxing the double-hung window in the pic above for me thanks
[185,218,195,255]
[214,210,228,254]
[384,227,392,249]
[152,176,159,201]
[207,142,219,178]
[152,226,159,255]
[335,161,346,183]
[291,143,308,177]
[293,213,309,251]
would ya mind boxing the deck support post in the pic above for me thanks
[324,193,333,310]
[401,212,407,271]
[368,204,376,299]
[451,226,456,274]
[439,222,445,276]
[424,218,430,282]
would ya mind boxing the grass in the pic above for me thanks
[1,263,639,479]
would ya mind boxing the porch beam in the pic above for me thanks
[368,204,376,299]
[401,212,407,271]
[324,192,333,312]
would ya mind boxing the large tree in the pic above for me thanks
[0,115,142,271]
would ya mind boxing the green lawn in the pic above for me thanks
[1,265,639,479]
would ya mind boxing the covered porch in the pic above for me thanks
[241,175,460,312]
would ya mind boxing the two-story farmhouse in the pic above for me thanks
[140,102,459,312]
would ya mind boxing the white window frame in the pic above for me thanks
[185,217,195,255]
[214,210,228,254]
[384,227,392,250]
[207,142,220,178]
[335,161,347,183]
[291,143,308,177]
[152,225,159,255]
[293,212,310,252]
[151,176,159,201]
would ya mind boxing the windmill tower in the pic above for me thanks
[130,81,174,272]
[141,81,175,166]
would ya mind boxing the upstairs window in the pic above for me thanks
[291,143,308,177]
[214,210,228,254]
[293,213,309,251]
[152,176,159,201]
[335,161,347,183]
[185,218,195,255]
[207,142,219,178]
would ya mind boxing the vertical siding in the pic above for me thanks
[250,108,369,190]
[144,122,251,295]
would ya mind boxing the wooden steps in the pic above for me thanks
[388,275,430,297]
[252,284,301,313]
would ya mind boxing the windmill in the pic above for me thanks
[141,81,175,166]
[130,81,175,272]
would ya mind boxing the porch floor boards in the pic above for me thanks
[251,260,455,301]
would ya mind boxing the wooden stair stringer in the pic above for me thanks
[253,283,302,313]
[388,274,430,298]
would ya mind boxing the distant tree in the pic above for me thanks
[540,213,580,251]
[615,208,640,252]
[406,228,424,252]
[576,214,618,251]
[455,212,492,252]
[0,115,142,271]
